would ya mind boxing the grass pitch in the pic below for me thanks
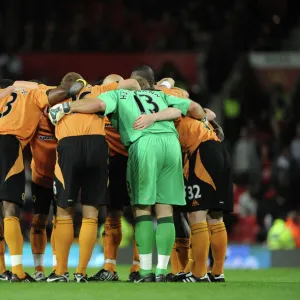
[0,267,299,300]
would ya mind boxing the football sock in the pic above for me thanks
[155,217,175,276]
[76,218,98,276]
[4,217,25,278]
[55,217,73,275]
[130,235,140,273]
[135,215,155,276]
[184,236,194,272]
[0,224,6,274]
[51,220,56,270]
[175,238,189,272]
[30,215,47,273]
[209,222,227,275]
[191,222,209,278]
[170,243,180,274]
[103,216,122,273]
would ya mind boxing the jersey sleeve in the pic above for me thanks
[100,82,118,93]
[31,89,49,109]
[98,90,118,115]
[165,95,191,116]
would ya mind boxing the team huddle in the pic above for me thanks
[0,65,233,283]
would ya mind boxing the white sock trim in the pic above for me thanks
[33,254,44,268]
[139,253,152,270]
[11,255,22,267]
[52,255,57,267]
[105,259,116,265]
[157,254,170,270]
[132,260,140,265]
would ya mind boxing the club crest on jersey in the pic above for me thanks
[38,135,56,141]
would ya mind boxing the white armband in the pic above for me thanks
[160,81,171,89]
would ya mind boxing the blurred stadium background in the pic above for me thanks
[1,0,300,269]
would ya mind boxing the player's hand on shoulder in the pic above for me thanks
[133,113,157,130]
[204,108,216,121]
[156,78,175,88]
[48,102,71,126]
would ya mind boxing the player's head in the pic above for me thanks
[0,79,14,88]
[103,74,124,85]
[61,72,83,85]
[131,65,155,88]
[131,75,150,89]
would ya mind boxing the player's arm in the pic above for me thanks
[48,90,117,125]
[210,119,225,141]
[13,81,39,90]
[133,107,181,130]
[165,94,207,121]
[0,85,15,99]
[47,79,86,106]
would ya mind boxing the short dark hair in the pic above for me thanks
[0,79,14,89]
[131,65,155,88]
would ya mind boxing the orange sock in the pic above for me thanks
[51,219,56,270]
[175,238,189,272]
[4,217,25,278]
[130,236,140,273]
[191,222,210,278]
[76,218,98,276]
[102,216,122,273]
[209,222,227,275]
[0,223,6,274]
[184,238,194,273]
[30,215,47,273]
[55,217,73,275]
[170,243,180,274]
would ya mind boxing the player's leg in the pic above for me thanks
[97,154,129,280]
[76,135,109,283]
[174,146,215,282]
[155,134,186,282]
[170,211,190,275]
[134,205,155,282]
[0,222,11,280]
[47,137,81,282]
[0,135,34,282]
[207,211,226,282]
[126,136,158,282]
[30,181,53,281]
[207,142,233,282]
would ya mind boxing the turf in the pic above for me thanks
[1,267,300,300]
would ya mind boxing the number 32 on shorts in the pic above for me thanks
[185,185,201,200]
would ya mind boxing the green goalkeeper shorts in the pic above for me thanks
[127,133,186,207]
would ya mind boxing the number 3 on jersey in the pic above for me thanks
[134,94,159,114]
[0,92,18,118]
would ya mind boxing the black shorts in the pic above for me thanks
[0,135,25,206]
[107,154,130,209]
[31,182,54,215]
[54,135,109,208]
[182,140,233,213]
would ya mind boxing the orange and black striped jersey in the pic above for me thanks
[55,82,118,141]
[105,117,128,156]
[30,84,57,188]
[0,88,49,149]
[175,117,220,156]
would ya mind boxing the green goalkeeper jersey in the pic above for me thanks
[98,89,191,147]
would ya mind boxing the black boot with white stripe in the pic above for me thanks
[179,272,210,283]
